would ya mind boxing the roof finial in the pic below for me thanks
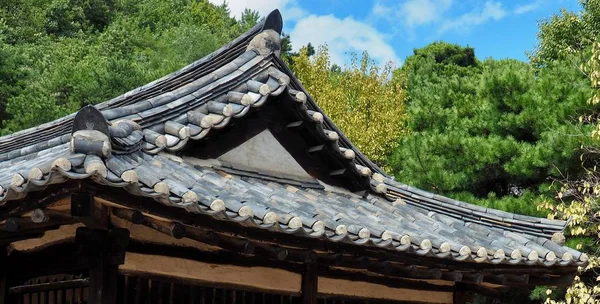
[262,9,283,34]
[247,10,283,56]
[71,105,112,158]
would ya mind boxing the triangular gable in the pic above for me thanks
[217,129,311,179]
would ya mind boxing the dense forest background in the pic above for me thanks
[2,0,600,302]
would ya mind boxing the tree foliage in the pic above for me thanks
[390,42,595,216]
[292,46,406,167]
[529,0,600,68]
[539,41,600,304]
[0,0,258,133]
[525,1,600,303]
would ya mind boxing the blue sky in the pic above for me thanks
[210,0,582,67]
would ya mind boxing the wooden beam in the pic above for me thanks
[1,210,76,233]
[318,276,453,303]
[0,181,78,222]
[8,243,88,279]
[301,262,317,304]
[321,268,454,292]
[120,252,302,294]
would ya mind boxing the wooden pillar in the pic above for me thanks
[301,261,318,304]
[0,246,7,304]
[77,227,129,304]
[453,283,469,304]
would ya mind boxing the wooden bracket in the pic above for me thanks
[72,193,110,228]
[71,192,93,217]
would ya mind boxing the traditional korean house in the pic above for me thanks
[0,10,586,304]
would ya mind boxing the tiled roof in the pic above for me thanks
[0,10,585,269]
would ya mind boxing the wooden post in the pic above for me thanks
[0,246,7,304]
[77,227,129,304]
[301,260,318,304]
[453,283,469,304]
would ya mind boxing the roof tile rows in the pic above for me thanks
[0,10,585,269]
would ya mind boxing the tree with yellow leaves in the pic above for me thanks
[540,33,600,304]
[291,45,406,168]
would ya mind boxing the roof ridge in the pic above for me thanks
[0,15,268,154]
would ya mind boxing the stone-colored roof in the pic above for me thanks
[0,10,585,270]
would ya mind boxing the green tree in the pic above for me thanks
[0,0,259,133]
[529,0,600,68]
[539,40,600,304]
[389,42,595,215]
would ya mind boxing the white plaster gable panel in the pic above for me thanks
[218,129,311,179]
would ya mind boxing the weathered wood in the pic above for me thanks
[87,183,580,282]
[321,268,455,293]
[0,181,77,223]
[318,276,453,303]
[125,240,299,273]
[485,273,529,286]
[30,208,47,224]
[0,246,7,304]
[0,211,75,233]
[453,283,469,304]
[121,252,302,294]
[112,208,145,224]
[89,257,119,304]
[255,244,288,261]
[9,278,89,294]
[4,218,18,232]
[301,262,317,304]
[8,242,87,279]
[186,227,255,254]
[144,216,186,239]
[71,193,111,229]
[76,227,129,304]
[71,192,93,217]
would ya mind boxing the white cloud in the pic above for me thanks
[514,0,545,14]
[439,1,507,34]
[400,0,454,28]
[208,0,306,21]
[209,0,398,65]
[289,14,400,66]
[372,0,453,28]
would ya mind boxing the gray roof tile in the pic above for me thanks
[0,14,583,272]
